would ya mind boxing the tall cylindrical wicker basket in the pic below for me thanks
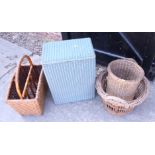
[106,59,144,101]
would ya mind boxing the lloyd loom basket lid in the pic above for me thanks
[42,38,95,64]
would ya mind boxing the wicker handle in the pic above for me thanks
[104,96,130,108]
[15,55,33,99]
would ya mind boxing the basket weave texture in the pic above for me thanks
[6,55,46,115]
[107,59,144,100]
[96,68,149,116]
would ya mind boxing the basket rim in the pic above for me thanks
[96,68,149,108]
[107,59,145,83]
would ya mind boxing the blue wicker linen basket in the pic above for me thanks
[42,38,96,104]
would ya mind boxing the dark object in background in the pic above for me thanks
[62,32,155,81]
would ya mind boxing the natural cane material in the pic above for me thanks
[6,55,46,115]
[107,59,144,100]
[96,68,149,116]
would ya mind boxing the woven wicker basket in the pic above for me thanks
[6,55,46,116]
[106,58,144,101]
[96,68,149,116]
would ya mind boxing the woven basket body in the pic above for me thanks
[107,59,144,100]
[96,69,149,116]
[6,56,46,115]
[42,38,96,104]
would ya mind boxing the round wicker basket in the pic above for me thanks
[106,59,144,100]
[96,68,149,116]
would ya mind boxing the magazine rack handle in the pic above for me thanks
[15,55,33,99]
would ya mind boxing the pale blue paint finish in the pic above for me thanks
[42,38,95,63]
[42,38,96,104]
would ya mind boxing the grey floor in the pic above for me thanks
[0,38,155,122]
